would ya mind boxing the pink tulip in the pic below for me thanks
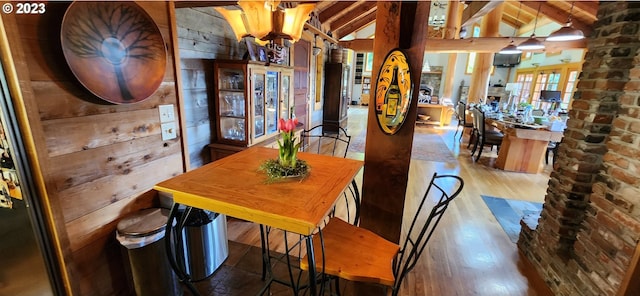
[286,119,294,132]
[278,118,286,131]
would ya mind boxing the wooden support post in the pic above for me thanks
[441,1,462,101]
[359,1,429,245]
[444,0,462,40]
[467,2,503,104]
[442,53,458,101]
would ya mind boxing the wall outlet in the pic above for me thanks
[159,104,175,123]
[161,122,177,140]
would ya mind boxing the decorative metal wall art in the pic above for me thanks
[375,49,413,135]
[61,2,167,104]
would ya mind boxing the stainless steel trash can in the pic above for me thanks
[181,209,228,280]
[116,208,182,296]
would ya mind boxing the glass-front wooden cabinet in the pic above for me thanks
[211,60,294,158]
[216,63,247,143]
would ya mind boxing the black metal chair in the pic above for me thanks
[300,124,359,225]
[454,101,473,142]
[300,124,351,158]
[470,109,503,162]
[546,141,559,164]
[466,105,477,149]
[300,172,464,296]
[260,124,361,289]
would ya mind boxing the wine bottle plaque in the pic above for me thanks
[375,49,412,135]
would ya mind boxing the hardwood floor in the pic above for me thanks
[191,105,553,296]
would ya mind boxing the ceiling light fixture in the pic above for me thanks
[517,2,545,51]
[499,2,523,54]
[546,2,584,41]
[499,41,522,54]
[215,1,315,44]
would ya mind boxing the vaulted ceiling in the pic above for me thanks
[314,1,598,41]
[176,1,600,53]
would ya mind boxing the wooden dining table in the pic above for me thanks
[154,146,364,295]
[488,119,563,173]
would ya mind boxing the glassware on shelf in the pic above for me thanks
[231,76,238,89]
[219,69,244,90]
[222,76,230,89]
[236,76,243,89]
[223,118,245,141]
[232,94,245,117]
[223,94,233,116]
[220,93,245,117]
[231,95,239,116]
[236,121,245,139]
[255,116,264,137]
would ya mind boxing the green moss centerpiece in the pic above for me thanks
[259,118,310,182]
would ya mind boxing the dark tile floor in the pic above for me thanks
[184,241,384,296]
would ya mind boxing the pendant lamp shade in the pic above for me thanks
[517,34,545,50]
[546,22,584,41]
[547,2,584,42]
[499,40,522,54]
[500,2,522,55]
[517,3,544,51]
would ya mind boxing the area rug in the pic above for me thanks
[348,128,457,163]
[481,195,543,243]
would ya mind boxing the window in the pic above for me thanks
[465,26,481,74]
[465,53,477,74]
[531,71,560,109]
[530,73,547,108]
[562,70,579,110]
[514,73,534,104]
[516,64,581,113]
[364,52,374,71]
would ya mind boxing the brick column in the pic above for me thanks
[519,2,640,295]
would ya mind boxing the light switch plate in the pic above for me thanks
[159,104,175,123]
[161,122,177,140]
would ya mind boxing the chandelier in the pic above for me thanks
[215,1,315,43]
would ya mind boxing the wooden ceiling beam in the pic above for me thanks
[334,10,377,40]
[572,1,599,18]
[339,37,587,53]
[329,1,377,33]
[521,1,592,36]
[501,2,533,29]
[313,0,334,12]
[461,1,505,28]
[518,17,555,35]
[319,1,358,23]
[304,23,338,44]
[174,1,235,8]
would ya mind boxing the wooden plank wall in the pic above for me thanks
[175,7,245,169]
[4,2,183,295]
